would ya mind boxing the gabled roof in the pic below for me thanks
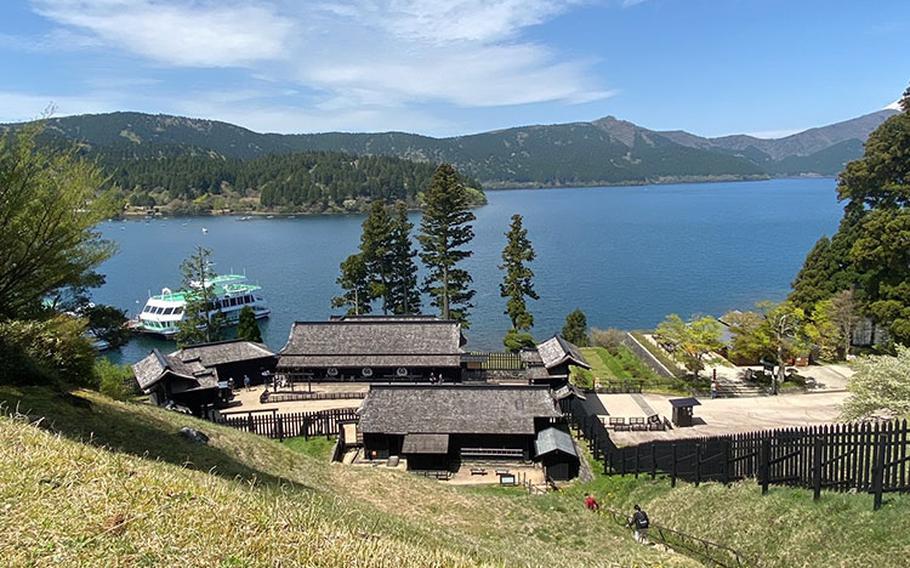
[669,397,702,408]
[535,427,578,458]
[359,384,561,435]
[171,339,275,368]
[132,349,200,391]
[278,316,465,368]
[536,335,591,370]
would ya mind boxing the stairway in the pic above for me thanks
[714,377,766,397]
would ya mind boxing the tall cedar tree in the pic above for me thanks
[499,213,539,331]
[418,164,476,326]
[359,201,394,313]
[175,246,224,346]
[562,309,589,347]
[236,305,263,343]
[332,253,372,316]
[387,202,421,314]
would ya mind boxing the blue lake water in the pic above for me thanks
[96,178,843,363]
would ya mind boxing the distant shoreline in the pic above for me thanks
[482,174,836,191]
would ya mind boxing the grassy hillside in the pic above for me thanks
[0,386,690,567]
[3,385,907,567]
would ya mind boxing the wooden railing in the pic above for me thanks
[215,408,359,441]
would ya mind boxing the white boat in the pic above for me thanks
[135,274,270,338]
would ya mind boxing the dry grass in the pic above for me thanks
[0,386,693,567]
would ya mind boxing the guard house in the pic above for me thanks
[535,427,581,481]
[669,397,701,427]
[276,315,467,383]
[521,335,592,384]
[358,384,564,472]
[132,340,276,414]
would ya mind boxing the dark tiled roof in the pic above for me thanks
[359,384,560,435]
[669,397,702,408]
[132,349,197,390]
[536,336,591,370]
[535,427,578,458]
[402,433,449,454]
[278,317,464,368]
[172,340,274,368]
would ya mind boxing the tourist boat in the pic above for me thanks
[134,274,270,338]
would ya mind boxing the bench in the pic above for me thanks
[608,417,627,430]
[470,467,487,476]
[495,468,511,476]
[629,417,647,431]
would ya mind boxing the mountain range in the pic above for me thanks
[14,108,899,188]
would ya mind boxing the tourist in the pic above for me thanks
[628,505,650,544]
[244,374,251,391]
[711,378,718,399]
[583,493,600,511]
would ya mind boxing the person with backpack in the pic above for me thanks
[628,504,650,544]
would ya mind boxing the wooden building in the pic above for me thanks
[534,427,581,481]
[277,315,467,383]
[132,340,276,414]
[358,384,569,473]
[521,335,591,384]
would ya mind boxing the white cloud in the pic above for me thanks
[27,0,609,115]
[32,0,294,66]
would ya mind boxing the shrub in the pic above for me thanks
[0,316,96,387]
[503,329,536,352]
[95,358,137,401]
[590,327,627,354]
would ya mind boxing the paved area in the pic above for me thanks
[230,388,363,414]
[606,391,848,445]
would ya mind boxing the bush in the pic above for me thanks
[590,328,626,354]
[503,329,536,352]
[95,358,137,401]
[0,316,96,387]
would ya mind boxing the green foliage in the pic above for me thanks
[84,304,130,349]
[502,329,536,353]
[807,290,859,360]
[418,164,476,326]
[655,314,723,377]
[236,306,263,343]
[0,122,116,320]
[94,358,136,401]
[842,345,910,420]
[562,309,589,347]
[499,214,538,331]
[386,202,421,314]
[359,201,394,312]
[0,316,95,386]
[723,310,768,364]
[726,302,809,393]
[331,253,372,316]
[175,246,224,346]
[791,90,910,346]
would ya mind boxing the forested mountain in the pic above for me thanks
[4,108,896,191]
[93,148,484,215]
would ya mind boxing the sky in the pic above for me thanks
[0,0,907,137]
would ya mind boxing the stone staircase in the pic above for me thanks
[714,377,766,397]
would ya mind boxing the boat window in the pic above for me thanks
[175,307,184,315]
[164,307,174,315]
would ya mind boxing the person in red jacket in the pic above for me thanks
[583,493,600,511]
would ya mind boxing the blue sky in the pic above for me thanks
[0,1,907,137]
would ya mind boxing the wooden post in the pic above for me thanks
[634,445,640,479]
[247,411,254,434]
[277,414,284,442]
[671,443,678,488]
[760,437,771,495]
[812,432,823,501]
[723,440,731,485]
[872,433,886,511]
[651,444,657,480]
[695,442,701,487]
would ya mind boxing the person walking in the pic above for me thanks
[628,504,650,544]
[243,374,251,391]
[583,493,600,512]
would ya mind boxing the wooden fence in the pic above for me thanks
[565,398,910,510]
[216,408,359,441]
[468,351,524,370]
[261,390,366,404]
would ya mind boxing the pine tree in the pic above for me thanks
[176,246,224,346]
[499,214,538,331]
[562,309,589,347]
[236,305,263,343]
[418,164,476,326]
[331,253,373,316]
[359,200,394,313]
[386,202,421,314]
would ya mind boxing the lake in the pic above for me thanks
[96,178,843,364]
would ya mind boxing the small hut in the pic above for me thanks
[669,397,701,427]
[526,335,592,384]
[535,427,580,481]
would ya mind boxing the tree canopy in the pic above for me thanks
[842,346,910,420]
[418,164,476,326]
[175,246,224,346]
[499,214,538,332]
[236,305,263,343]
[562,309,589,347]
[655,314,723,378]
